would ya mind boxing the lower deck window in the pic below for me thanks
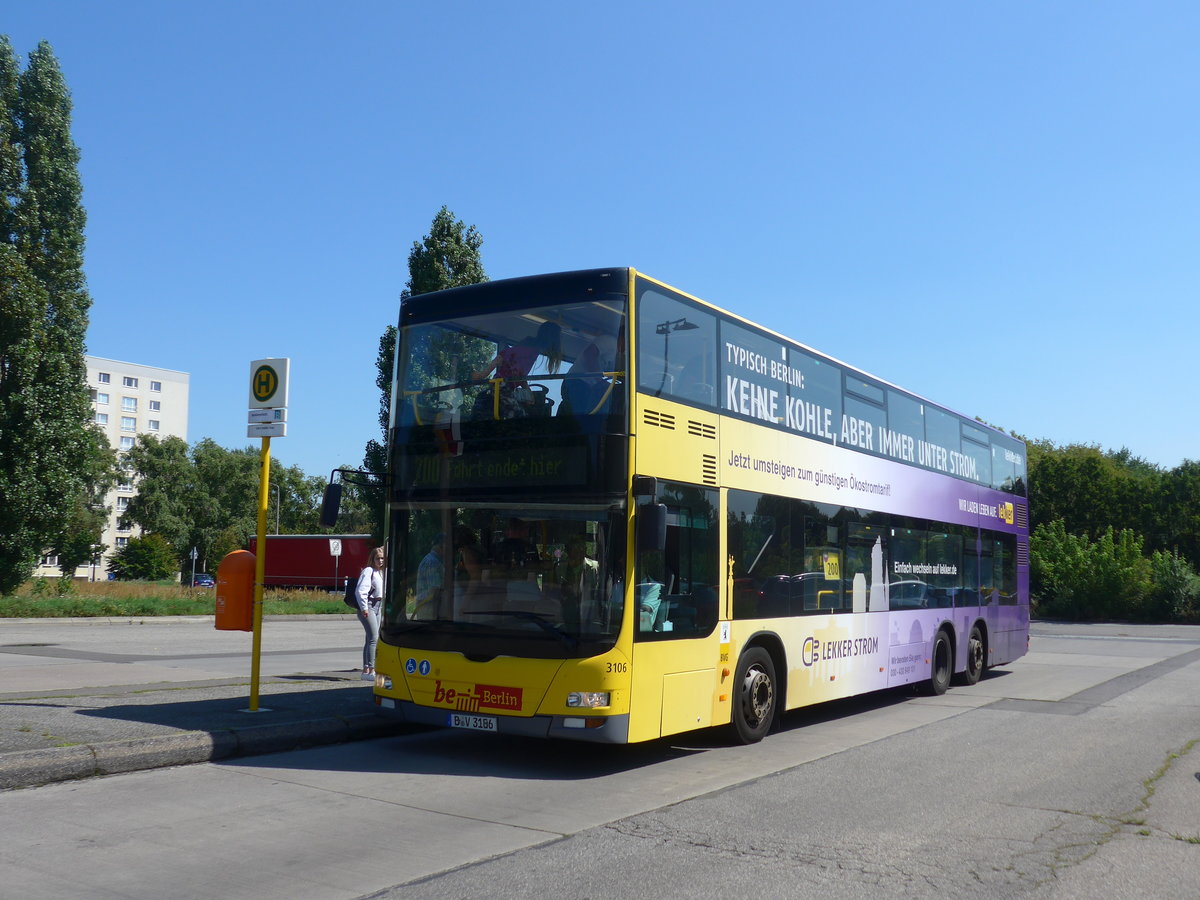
[728,489,1017,620]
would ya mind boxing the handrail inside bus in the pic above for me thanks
[403,371,626,423]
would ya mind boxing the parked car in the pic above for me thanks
[191,573,215,588]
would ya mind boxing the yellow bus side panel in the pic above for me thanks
[662,670,714,734]
[629,639,721,741]
[634,396,720,489]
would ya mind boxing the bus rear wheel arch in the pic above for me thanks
[732,645,777,744]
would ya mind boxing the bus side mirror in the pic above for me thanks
[638,502,667,553]
[319,482,342,528]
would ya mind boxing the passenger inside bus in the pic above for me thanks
[451,525,484,613]
[411,533,446,619]
[557,534,600,630]
[472,321,562,418]
[496,517,539,569]
[560,341,606,416]
[637,550,670,632]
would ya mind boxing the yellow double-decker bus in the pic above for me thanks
[354,268,1028,744]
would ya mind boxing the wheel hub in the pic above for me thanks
[742,666,773,725]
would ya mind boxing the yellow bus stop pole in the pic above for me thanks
[248,435,271,711]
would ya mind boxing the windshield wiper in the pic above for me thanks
[461,609,579,649]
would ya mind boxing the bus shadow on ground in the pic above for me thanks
[670,668,1014,753]
[70,683,381,737]
[227,719,715,781]
[223,670,1014,782]
[59,671,1013,782]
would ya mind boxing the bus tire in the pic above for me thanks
[925,629,952,696]
[732,646,776,744]
[954,625,984,686]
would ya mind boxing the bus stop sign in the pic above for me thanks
[249,358,290,409]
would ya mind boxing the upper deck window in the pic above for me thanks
[397,288,627,428]
[632,275,1025,495]
[636,285,718,408]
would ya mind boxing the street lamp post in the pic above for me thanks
[655,317,699,396]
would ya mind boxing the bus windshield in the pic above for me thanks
[397,295,627,428]
[384,506,625,660]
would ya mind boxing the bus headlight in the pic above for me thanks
[567,691,610,708]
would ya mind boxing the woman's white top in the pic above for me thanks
[355,566,383,613]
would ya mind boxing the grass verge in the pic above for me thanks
[1,578,350,617]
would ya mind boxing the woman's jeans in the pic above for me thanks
[360,604,380,669]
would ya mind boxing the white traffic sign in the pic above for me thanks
[329,539,342,556]
[247,422,287,438]
[248,408,287,424]
[248,358,290,409]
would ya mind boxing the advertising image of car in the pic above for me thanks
[888,579,952,609]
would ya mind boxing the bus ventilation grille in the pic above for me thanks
[1015,503,1028,529]
[643,409,675,430]
[688,420,717,440]
[1017,541,1030,567]
[702,454,717,484]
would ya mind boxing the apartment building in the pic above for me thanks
[34,356,190,580]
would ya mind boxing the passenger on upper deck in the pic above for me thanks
[472,321,562,418]
[561,341,604,416]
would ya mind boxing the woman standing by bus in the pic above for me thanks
[356,546,386,680]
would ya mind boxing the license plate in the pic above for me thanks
[448,713,498,732]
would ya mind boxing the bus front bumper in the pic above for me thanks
[377,697,631,744]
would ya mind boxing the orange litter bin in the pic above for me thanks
[215,550,255,631]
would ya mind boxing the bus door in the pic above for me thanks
[627,482,723,741]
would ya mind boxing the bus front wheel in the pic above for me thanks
[732,647,776,744]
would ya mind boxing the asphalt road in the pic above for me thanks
[1,620,1197,899]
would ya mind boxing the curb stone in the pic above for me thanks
[0,712,403,791]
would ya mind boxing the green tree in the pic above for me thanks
[189,439,259,570]
[362,206,488,536]
[0,39,98,593]
[107,533,177,581]
[1147,549,1200,623]
[126,436,333,574]
[1025,440,1169,556]
[0,37,21,238]
[1030,522,1151,620]
[123,435,196,559]
[1158,460,1200,569]
[53,498,107,578]
[51,426,118,576]
[209,525,246,572]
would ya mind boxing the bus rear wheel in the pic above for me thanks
[954,625,984,686]
[924,630,952,696]
[732,647,776,744]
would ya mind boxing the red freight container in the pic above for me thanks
[246,534,375,591]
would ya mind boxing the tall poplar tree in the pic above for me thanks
[0,39,99,593]
[361,207,488,537]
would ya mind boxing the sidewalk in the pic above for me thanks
[0,616,410,791]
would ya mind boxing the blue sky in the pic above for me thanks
[6,2,1198,477]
